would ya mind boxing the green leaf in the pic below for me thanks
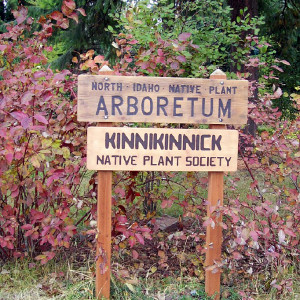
[107,25,114,32]
[261,45,268,54]
[52,140,61,149]
[42,138,52,148]
[62,147,70,159]
[125,283,135,293]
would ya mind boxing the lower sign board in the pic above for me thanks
[87,127,238,172]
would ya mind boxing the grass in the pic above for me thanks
[0,258,95,300]
[1,256,299,300]
[0,258,240,299]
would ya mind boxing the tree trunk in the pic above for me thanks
[228,0,259,137]
[227,0,258,21]
[0,3,4,22]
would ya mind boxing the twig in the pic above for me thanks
[289,174,300,192]
[238,146,264,200]
[75,210,91,226]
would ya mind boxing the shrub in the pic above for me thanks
[0,4,90,263]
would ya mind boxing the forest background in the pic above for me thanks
[0,0,299,299]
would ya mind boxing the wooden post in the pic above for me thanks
[205,69,227,300]
[96,66,114,299]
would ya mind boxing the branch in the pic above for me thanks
[289,175,300,193]
[75,210,91,226]
[238,146,264,200]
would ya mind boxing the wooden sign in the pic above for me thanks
[78,75,248,124]
[87,127,238,172]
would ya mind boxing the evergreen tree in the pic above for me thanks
[258,0,299,116]
[1,0,124,68]
[226,0,299,117]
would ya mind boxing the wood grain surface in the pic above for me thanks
[87,127,238,171]
[78,75,248,124]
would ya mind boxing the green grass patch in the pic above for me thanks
[0,255,299,299]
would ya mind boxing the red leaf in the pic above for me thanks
[65,225,76,231]
[128,39,138,45]
[33,71,46,79]
[140,61,149,69]
[157,49,164,56]
[176,55,186,63]
[50,11,63,21]
[0,239,7,248]
[5,153,13,164]
[9,110,26,125]
[135,233,144,245]
[284,228,297,237]
[161,199,168,209]
[117,215,127,223]
[115,186,126,197]
[68,12,78,23]
[61,186,72,196]
[156,56,165,64]
[128,236,136,248]
[271,65,284,72]
[21,224,33,230]
[6,241,14,250]
[12,7,28,24]
[41,258,48,264]
[232,251,243,260]
[62,4,72,16]
[280,60,290,65]
[34,114,48,125]
[31,56,41,64]
[35,254,47,261]
[250,230,258,241]
[11,188,19,198]
[138,227,151,233]
[24,230,34,237]
[115,225,126,233]
[32,232,39,240]
[65,122,76,131]
[76,8,86,16]
[178,32,191,41]
[250,180,258,189]
[42,91,52,102]
[64,0,76,10]
[273,87,282,99]
[2,70,11,80]
[132,249,139,259]
[58,18,69,29]
[10,111,31,129]
[94,55,105,63]
[0,45,7,51]
[161,199,173,209]
[53,73,66,82]
[170,61,179,70]
[21,91,34,105]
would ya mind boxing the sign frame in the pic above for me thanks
[78,75,248,125]
[77,67,248,300]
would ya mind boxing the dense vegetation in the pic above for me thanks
[0,0,299,299]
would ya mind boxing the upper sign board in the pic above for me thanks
[78,75,248,124]
[87,127,238,172]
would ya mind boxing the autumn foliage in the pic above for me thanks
[0,3,87,263]
[0,2,299,298]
